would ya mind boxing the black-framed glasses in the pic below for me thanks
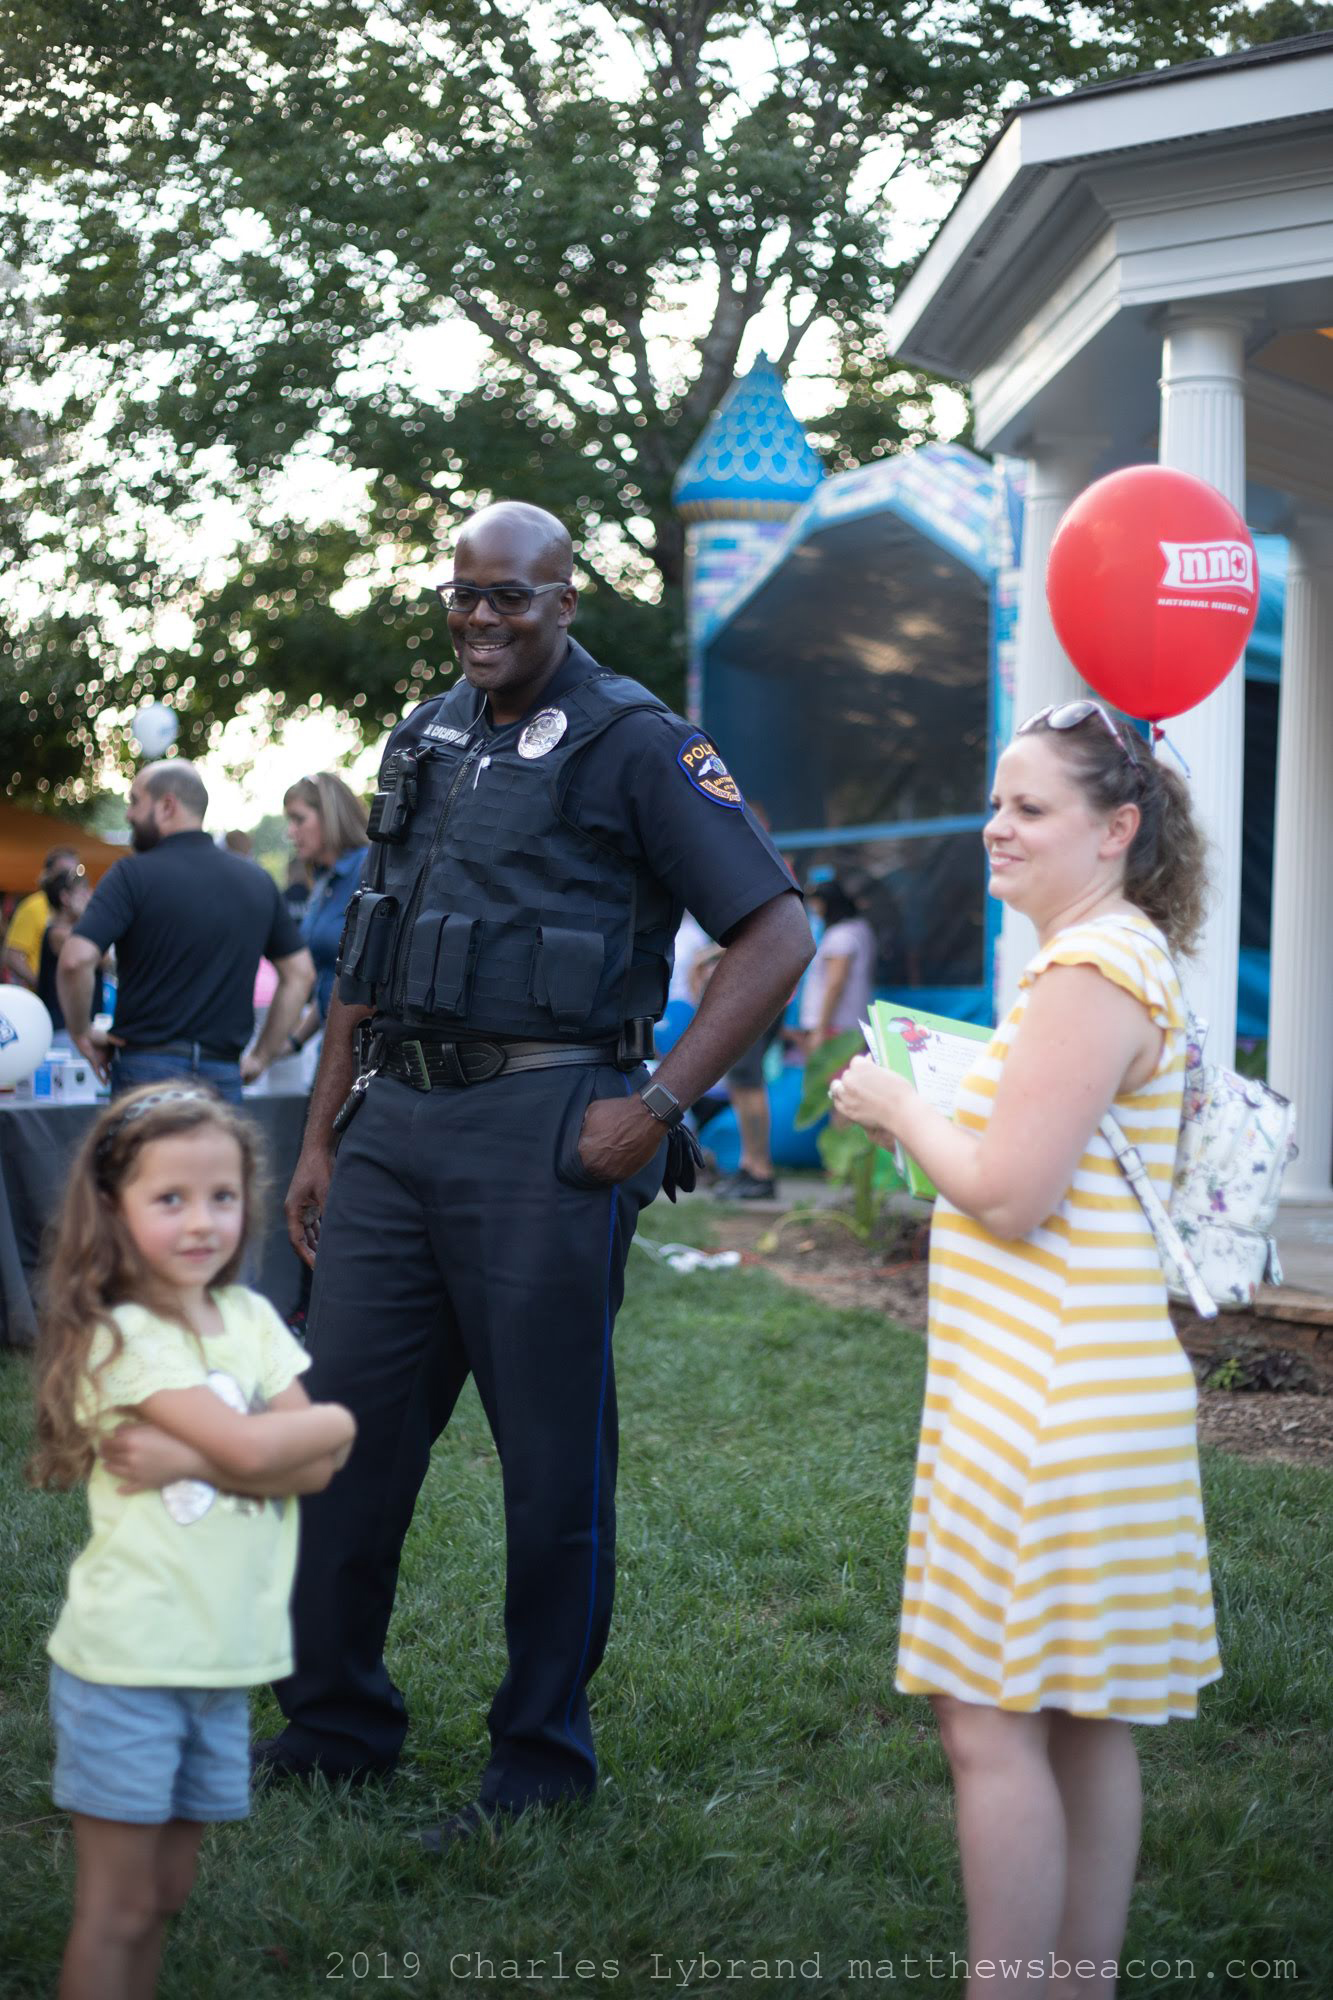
[1018,699,1138,770]
[434,581,571,617]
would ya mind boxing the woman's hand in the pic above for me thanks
[828,1054,913,1137]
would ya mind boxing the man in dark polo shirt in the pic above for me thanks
[58,760,315,1104]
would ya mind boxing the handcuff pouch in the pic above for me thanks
[615,1017,656,1070]
[336,889,398,1004]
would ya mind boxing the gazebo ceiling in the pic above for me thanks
[1254,327,1333,399]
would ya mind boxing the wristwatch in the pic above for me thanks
[638,1079,685,1129]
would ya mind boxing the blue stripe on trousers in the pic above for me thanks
[561,1075,631,1754]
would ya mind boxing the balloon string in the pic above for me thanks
[1153,728,1192,778]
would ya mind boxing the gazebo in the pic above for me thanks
[886,31,1333,1194]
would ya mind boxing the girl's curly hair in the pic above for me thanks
[27,1086,265,1490]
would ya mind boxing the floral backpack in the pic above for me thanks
[1096,924,1298,1320]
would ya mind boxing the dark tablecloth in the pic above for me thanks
[0,1095,309,1347]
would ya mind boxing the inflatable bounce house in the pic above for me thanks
[669,357,1287,1171]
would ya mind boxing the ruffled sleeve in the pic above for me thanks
[85,1305,206,1421]
[1018,919,1185,1036]
[219,1287,313,1403]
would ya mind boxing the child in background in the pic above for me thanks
[28,1085,356,2000]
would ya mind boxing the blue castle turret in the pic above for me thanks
[673,354,822,718]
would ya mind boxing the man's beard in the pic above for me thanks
[130,820,161,853]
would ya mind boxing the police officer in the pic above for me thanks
[261,501,813,1845]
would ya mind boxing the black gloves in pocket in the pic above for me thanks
[661,1123,705,1203]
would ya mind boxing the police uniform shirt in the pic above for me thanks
[380,640,796,980]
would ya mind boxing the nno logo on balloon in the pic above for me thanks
[1159,539,1254,599]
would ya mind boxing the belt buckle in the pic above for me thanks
[399,1038,432,1092]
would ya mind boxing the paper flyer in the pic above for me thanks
[861,1001,993,1199]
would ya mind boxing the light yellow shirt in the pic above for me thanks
[48,1287,311,1688]
[4,891,49,977]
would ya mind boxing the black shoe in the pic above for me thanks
[251,1735,396,1791]
[713,1167,777,1201]
[414,1800,509,1856]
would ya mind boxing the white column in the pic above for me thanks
[1268,514,1333,1196]
[994,442,1096,1019]
[1157,310,1250,1067]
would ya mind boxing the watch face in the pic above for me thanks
[643,1081,680,1124]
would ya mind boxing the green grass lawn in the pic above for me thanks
[2,1201,1331,1999]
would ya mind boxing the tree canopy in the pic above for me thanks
[1,0,1320,802]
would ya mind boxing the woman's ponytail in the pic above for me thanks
[1123,757,1209,957]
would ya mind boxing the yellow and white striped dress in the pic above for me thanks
[895,914,1222,1722]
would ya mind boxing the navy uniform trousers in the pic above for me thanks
[273,1060,664,1811]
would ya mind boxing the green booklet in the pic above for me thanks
[863,1000,994,1199]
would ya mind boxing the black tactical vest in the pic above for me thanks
[351,660,674,1041]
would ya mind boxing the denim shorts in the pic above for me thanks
[49,1665,250,1824]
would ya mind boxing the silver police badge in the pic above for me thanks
[518,708,568,759]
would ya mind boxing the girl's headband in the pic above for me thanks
[94,1088,215,1173]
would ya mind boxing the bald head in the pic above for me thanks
[444,502,579,724]
[128,759,209,851]
[141,760,208,820]
[454,502,573,583]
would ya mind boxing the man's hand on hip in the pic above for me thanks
[72,1025,122,1084]
[577,1093,664,1185]
[286,1144,336,1268]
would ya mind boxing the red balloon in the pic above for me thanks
[1045,466,1259,722]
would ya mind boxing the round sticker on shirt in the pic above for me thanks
[518,708,569,759]
[677,732,743,808]
[160,1476,217,1527]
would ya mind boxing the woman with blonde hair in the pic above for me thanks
[281,773,370,1044]
[833,701,1219,1998]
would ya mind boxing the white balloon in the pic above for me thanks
[0,988,54,1085]
[132,702,179,758]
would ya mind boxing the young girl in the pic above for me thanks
[29,1085,357,2000]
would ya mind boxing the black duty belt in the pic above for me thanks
[370,1032,617,1092]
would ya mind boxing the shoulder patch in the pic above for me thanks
[677,732,743,809]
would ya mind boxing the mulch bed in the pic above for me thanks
[704,1204,1333,1468]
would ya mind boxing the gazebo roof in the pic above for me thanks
[673,355,823,521]
[880,30,1333,515]
[886,30,1333,389]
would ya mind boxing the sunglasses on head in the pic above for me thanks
[1017,699,1139,771]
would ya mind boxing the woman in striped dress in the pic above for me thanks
[832,702,1219,1997]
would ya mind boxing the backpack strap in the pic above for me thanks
[1097,1112,1217,1321]
[1079,919,1218,1319]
